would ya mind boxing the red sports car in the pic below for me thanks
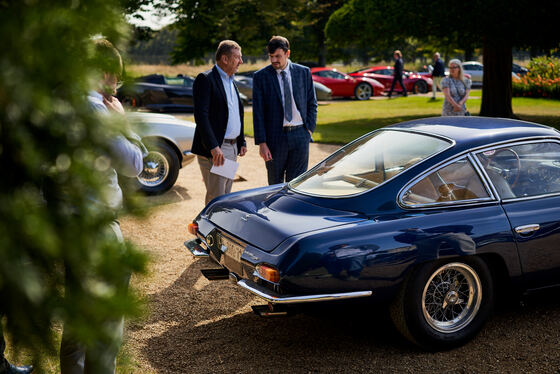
[349,66,433,94]
[311,67,384,100]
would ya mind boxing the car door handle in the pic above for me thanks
[515,224,540,235]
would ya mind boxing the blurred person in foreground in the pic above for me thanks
[431,52,445,100]
[0,329,33,373]
[252,36,317,185]
[388,50,407,98]
[441,59,472,116]
[192,40,247,205]
[58,38,144,374]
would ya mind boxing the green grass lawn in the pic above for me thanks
[242,94,560,144]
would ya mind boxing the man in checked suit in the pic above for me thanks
[253,35,317,185]
[192,40,247,205]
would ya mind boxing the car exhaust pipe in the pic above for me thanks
[200,268,229,280]
[251,303,290,317]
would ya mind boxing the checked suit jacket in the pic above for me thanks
[252,62,317,156]
[191,65,246,158]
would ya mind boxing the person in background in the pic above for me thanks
[388,50,407,98]
[252,35,317,185]
[59,38,144,374]
[431,52,445,100]
[441,59,472,116]
[192,40,247,205]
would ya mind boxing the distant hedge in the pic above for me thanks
[513,57,560,99]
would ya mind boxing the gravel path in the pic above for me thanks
[121,138,560,374]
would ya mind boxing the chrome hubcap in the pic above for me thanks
[422,262,482,333]
[357,85,372,99]
[138,151,169,187]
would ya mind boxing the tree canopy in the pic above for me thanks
[327,0,560,117]
[167,0,344,65]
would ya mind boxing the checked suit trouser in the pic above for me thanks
[266,125,309,185]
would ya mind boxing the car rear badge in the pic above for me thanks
[206,234,214,246]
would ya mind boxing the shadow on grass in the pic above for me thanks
[315,114,439,144]
[316,113,560,145]
[516,114,560,128]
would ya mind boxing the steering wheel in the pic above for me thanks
[486,148,521,187]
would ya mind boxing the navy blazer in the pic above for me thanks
[252,62,317,155]
[191,66,245,158]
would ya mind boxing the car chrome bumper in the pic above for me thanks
[181,151,195,167]
[184,238,209,257]
[185,238,373,304]
[231,273,372,304]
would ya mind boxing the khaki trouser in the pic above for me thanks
[432,76,443,98]
[197,141,238,205]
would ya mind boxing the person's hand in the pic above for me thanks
[239,146,247,157]
[210,146,225,166]
[308,129,313,138]
[103,96,125,114]
[452,102,463,112]
[259,143,272,162]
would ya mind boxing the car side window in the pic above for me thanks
[476,142,560,199]
[402,158,490,206]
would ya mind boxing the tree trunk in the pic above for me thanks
[480,40,515,118]
[317,37,326,67]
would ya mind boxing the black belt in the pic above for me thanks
[223,138,237,144]
[283,125,303,132]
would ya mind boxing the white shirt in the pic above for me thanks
[216,65,241,140]
[87,91,143,210]
[275,60,303,126]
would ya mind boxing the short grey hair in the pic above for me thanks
[215,40,241,62]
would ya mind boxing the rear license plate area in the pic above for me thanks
[217,232,245,274]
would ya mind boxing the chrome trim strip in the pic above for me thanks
[236,278,372,304]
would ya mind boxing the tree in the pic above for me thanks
[0,0,146,367]
[327,0,560,118]
[166,0,344,65]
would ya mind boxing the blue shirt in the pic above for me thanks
[215,65,241,140]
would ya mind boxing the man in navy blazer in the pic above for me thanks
[252,36,317,185]
[192,40,247,204]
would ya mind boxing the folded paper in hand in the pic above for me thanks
[210,158,239,180]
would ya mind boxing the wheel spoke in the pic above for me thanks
[422,262,483,333]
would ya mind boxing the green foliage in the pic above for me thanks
[513,57,560,99]
[168,0,344,65]
[128,27,178,64]
[241,95,560,144]
[0,0,147,367]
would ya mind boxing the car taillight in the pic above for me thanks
[256,264,280,283]
[187,223,198,236]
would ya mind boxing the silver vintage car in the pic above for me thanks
[127,112,196,194]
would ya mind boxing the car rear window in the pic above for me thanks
[289,130,451,197]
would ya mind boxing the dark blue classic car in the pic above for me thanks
[185,116,560,350]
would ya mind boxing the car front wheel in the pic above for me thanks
[137,140,180,195]
[354,82,372,100]
[390,257,493,350]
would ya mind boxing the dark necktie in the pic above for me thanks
[281,70,292,122]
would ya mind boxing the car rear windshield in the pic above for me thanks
[289,130,451,197]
